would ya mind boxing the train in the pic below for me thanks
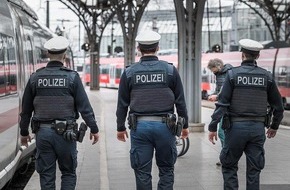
[0,0,73,188]
[81,54,178,88]
[82,47,290,110]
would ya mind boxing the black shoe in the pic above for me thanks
[216,161,221,166]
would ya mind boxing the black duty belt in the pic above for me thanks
[40,120,55,124]
[231,116,265,122]
[39,123,55,128]
[137,116,166,123]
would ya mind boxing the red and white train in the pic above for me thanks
[82,48,290,109]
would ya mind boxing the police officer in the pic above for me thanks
[208,39,284,190]
[20,36,99,190]
[207,58,233,166]
[116,30,189,190]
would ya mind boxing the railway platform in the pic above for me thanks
[24,88,290,190]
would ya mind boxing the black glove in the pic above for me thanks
[63,129,77,141]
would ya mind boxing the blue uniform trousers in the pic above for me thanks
[35,127,77,190]
[130,121,177,190]
[220,121,266,190]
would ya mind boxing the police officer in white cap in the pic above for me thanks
[20,36,99,190]
[208,39,284,189]
[116,30,189,190]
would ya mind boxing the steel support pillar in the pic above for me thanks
[174,0,206,132]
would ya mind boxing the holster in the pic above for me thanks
[31,118,40,133]
[66,120,78,131]
[128,113,137,131]
[77,122,87,143]
[176,117,185,137]
[166,113,177,135]
[62,120,78,141]
[221,114,230,130]
[55,120,67,135]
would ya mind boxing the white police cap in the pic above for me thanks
[135,30,161,45]
[239,39,263,54]
[44,36,69,54]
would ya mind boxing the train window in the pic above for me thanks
[0,33,17,96]
[277,66,288,87]
[0,48,3,65]
[115,68,123,78]
[40,48,48,60]
[0,46,4,96]
[7,45,17,94]
[278,67,287,76]
[76,66,83,72]
[201,75,209,82]
[85,65,90,74]
[100,65,109,74]
[35,47,48,69]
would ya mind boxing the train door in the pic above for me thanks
[114,65,124,88]
[83,63,90,86]
[12,6,35,82]
[24,36,34,77]
[100,64,110,87]
[108,64,124,88]
[108,64,116,88]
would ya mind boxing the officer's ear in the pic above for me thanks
[242,52,246,61]
[156,46,160,52]
[63,54,66,61]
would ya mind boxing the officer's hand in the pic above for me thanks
[181,128,189,139]
[208,131,218,145]
[117,131,128,142]
[266,128,277,139]
[90,133,99,145]
[208,95,217,102]
[21,135,31,148]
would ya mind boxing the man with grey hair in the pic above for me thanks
[207,58,232,102]
[207,58,232,166]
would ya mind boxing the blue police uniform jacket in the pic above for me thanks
[208,60,284,132]
[20,61,98,136]
[116,55,188,132]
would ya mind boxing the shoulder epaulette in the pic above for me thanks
[60,66,76,72]
[36,67,45,72]
[227,68,234,80]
